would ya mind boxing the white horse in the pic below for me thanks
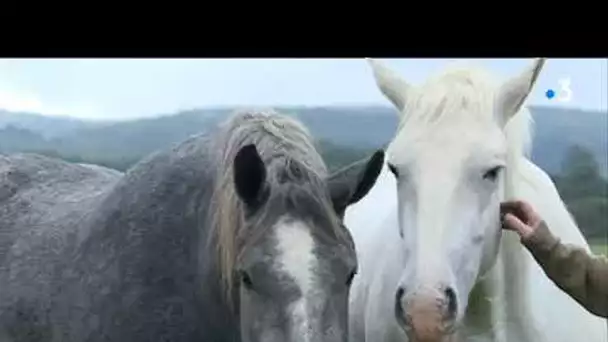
[345,58,608,342]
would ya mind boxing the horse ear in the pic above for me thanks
[233,144,267,207]
[367,58,411,115]
[328,150,385,219]
[496,58,546,126]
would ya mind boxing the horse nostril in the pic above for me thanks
[396,286,405,302]
[444,286,457,319]
[394,286,408,327]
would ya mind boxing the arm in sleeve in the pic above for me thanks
[522,221,608,318]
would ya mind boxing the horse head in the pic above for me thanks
[367,58,545,341]
[212,112,384,342]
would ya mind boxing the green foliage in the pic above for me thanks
[553,145,608,240]
[566,197,607,240]
[31,149,139,172]
[317,140,376,172]
[590,240,607,256]
[0,108,606,241]
[531,106,607,177]
[2,105,607,176]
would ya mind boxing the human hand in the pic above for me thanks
[500,200,542,240]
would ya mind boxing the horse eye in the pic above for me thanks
[388,163,399,178]
[239,270,254,290]
[346,269,357,287]
[483,166,503,181]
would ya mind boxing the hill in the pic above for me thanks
[1,105,606,241]
[530,106,607,175]
[0,110,99,139]
[0,105,606,176]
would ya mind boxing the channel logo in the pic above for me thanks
[545,78,572,103]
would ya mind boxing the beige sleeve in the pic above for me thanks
[522,221,608,318]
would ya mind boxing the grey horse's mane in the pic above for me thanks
[208,109,336,300]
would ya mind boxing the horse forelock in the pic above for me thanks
[391,63,534,184]
[208,110,341,302]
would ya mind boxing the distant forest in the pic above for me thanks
[550,145,607,240]
[0,106,606,241]
[26,142,608,241]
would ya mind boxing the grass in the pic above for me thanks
[589,239,607,256]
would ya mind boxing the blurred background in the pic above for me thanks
[0,58,606,252]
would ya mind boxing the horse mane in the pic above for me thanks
[396,62,534,165]
[208,109,332,301]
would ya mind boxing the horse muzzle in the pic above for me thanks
[395,284,459,342]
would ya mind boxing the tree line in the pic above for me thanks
[551,145,607,241]
[12,142,608,241]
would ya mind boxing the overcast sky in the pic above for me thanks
[0,58,605,120]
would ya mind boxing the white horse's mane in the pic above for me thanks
[397,62,533,161]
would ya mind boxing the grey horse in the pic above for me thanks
[0,110,385,342]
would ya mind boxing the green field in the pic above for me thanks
[590,239,607,256]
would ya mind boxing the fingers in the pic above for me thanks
[500,200,525,212]
[500,200,534,223]
[503,213,535,239]
[517,200,536,218]
[500,201,523,221]
[503,213,524,231]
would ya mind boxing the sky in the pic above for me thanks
[0,58,606,121]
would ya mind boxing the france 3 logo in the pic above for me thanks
[545,78,572,103]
